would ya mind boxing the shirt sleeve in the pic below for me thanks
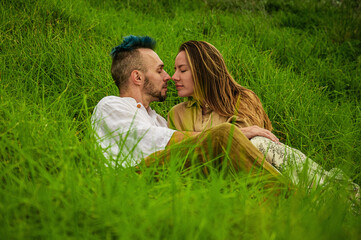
[92,98,175,166]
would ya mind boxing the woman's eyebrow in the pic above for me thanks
[174,64,187,69]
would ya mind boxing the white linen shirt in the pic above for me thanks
[91,96,176,167]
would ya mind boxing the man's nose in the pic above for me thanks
[163,71,171,82]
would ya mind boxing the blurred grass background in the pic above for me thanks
[1,0,360,239]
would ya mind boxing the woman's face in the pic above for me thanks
[172,51,194,97]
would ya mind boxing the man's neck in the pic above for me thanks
[119,92,151,109]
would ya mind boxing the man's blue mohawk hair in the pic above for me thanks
[110,35,156,58]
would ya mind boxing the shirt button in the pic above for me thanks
[137,104,141,108]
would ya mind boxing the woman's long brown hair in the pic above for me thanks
[179,40,271,129]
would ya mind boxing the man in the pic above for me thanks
[91,35,281,178]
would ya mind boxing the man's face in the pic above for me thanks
[139,48,171,102]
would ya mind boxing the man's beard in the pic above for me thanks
[144,77,166,102]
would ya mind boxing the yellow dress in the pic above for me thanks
[167,92,283,178]
[168,89,272,132]
[168,96,360,200]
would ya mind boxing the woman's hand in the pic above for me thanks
[240,125,280,143]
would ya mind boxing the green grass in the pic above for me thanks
[1,0,361,239]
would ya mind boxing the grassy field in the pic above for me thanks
[1,0,361,239]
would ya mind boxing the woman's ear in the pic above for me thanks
[130,70,143,86]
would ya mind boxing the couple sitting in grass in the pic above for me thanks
[91,35,359,201]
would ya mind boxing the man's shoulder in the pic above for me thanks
[95,96,136,111]
[96,95,128,105]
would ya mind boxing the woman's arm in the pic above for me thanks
[239,125,279,143]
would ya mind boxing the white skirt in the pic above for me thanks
[250,136,360,202]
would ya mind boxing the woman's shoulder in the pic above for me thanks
[168,101,194,130]
[172,101,189,108]
[168,100,198,123]
[169,101,193,113]
[239,87,263,104]
[241,87,259,97]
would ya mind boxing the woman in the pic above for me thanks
[168,40,359,198]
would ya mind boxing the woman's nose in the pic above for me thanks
[172,72,178,81]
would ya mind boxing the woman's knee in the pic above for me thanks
[211,123,234,136]
[206,123,240,145]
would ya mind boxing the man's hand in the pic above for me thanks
[240,125,279,143]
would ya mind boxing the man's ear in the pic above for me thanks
[130,70,143,86]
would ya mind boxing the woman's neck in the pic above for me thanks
[201,106,207,115]
[201,103,210,115]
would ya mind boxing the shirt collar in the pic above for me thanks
[122,97,153,112]
[186,99,212,114]
[186,99,199,108]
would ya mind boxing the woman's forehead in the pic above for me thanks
[175,51,188,65]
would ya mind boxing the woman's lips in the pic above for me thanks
[175,85,183,90]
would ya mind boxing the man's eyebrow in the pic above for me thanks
[158,64,164,68]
